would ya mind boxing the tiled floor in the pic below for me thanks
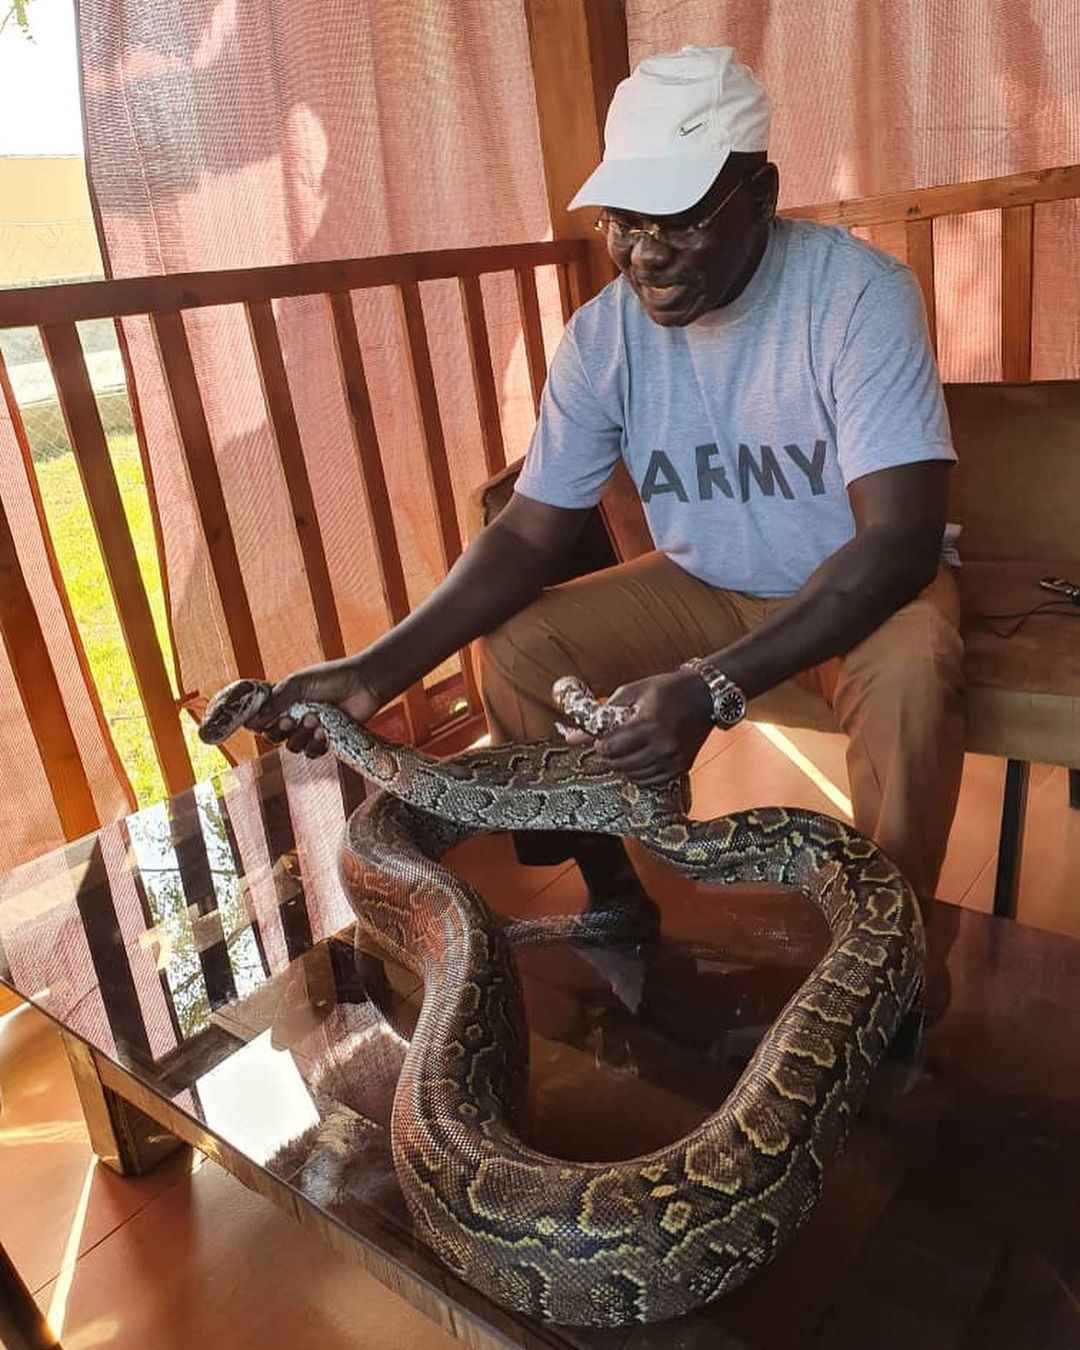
[2,724,1077,1349]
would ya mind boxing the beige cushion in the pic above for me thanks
[749,561,1080,769]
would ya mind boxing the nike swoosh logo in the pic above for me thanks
[678,121,705,136]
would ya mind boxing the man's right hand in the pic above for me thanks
[244,658,381,758]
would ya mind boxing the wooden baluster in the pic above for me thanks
[569,255,590,313]
[904,218,938,356]
[244,298,345,660]
[0,468,100,840]
[555,263,574,324]
[458,276,506,477]
[1001,203,1035,381]
[150,312,265,691]
[514,266,547,415]
[396,282,464,565]
[396,281,480,716]
[39,321,195,795]
[326,291,431,742]
[1,344,135,817]
[864,222,909,264]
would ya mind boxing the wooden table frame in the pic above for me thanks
[55,1029,571,1350]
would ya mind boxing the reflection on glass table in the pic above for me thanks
[1,746,1079,1349]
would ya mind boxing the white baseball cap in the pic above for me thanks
[568,46,771,217]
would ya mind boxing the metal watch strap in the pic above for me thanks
[681,658,748,729]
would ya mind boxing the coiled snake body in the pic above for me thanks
[200,677,924,1327]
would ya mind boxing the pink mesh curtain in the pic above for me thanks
[77,0,558,717]
[627,1,1080,382]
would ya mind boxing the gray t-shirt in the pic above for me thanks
[516,217,955,597]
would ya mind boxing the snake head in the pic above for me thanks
[552,675,635,740]
[198,678,274,744]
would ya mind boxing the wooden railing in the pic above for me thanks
[0,238,591,826]
[6,162,1080,840]
[783,163,1080,380]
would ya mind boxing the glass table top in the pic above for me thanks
[2,746,1080,1349]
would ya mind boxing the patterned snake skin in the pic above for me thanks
[200,676,925,1327]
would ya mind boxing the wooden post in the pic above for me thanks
[523,2,650,562]
[905,219,938,356]
[523,0,628,299]
[1001,203,1035,381]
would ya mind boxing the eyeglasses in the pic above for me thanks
[594,175,749,251]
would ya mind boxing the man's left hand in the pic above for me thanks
[592,670,715,787]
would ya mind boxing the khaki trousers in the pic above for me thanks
[477,551,965,900]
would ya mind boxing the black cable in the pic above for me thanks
[971,599,1080,640]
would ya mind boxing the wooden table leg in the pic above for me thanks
[0,1239,60,1350]
[61,1033,188,1176]
[992,759,1030,919]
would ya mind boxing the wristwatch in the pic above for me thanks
[681,658,748,730]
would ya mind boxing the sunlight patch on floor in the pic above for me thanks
[46,1156,98,1339]
[753,722,853,818]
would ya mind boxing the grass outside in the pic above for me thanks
[35,432,227,805]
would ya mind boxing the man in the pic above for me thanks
[250,45,964,907]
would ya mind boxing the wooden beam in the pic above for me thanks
[39,321,195,796]
[524,0,628,298]
[783,162,1080,229]
[245,298,345,659]
[1001,203,1035,381]
[0,239,588,327]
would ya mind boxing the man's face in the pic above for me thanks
[603,163,775,327]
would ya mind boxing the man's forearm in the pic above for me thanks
[354,522,552,705]
[705,525,941,700]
